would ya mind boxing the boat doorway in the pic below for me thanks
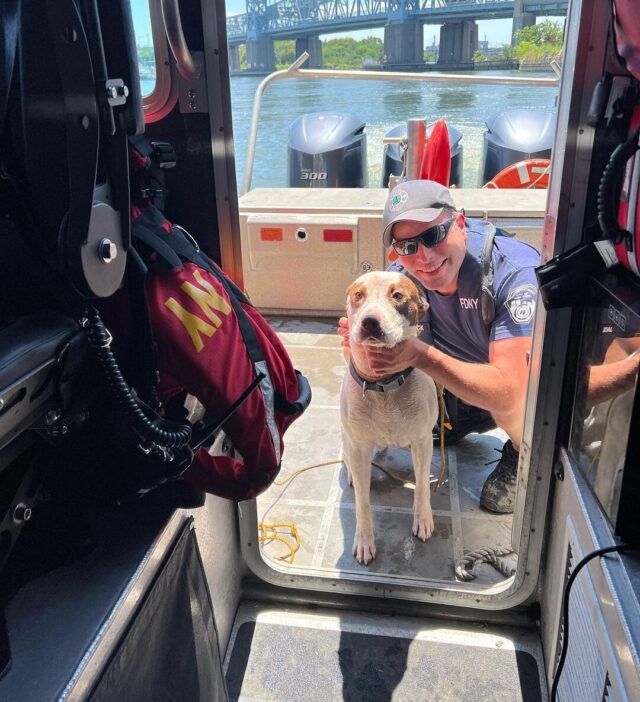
[228,65,558,606]
[253,316,516,589]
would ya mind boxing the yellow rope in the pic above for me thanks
[273,460,344,486]
[260,462,344,564]
[258,522,301,564]
[260,461,413,565]
[434,382,451,493]
[260,398,453,564]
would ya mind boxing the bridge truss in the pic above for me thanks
[227,0,567,42]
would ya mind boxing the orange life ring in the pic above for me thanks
[484,158,551,189]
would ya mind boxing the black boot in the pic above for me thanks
[480,440,519,514]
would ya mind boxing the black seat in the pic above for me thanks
[0,313,86,455]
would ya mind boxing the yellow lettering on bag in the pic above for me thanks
[181,269,232,321]
[165,269,232,353]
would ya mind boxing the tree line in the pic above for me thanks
[237,37,385,71]
[474,20,564,65]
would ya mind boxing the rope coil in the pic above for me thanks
[455,546,516,581]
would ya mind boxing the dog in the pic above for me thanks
[340,271,439,565]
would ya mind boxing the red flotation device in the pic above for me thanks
[419,118,451,187]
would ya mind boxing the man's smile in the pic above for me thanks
[419,258,447,274]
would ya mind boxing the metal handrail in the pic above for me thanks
[240,54,560,195]
[161,0,202,81]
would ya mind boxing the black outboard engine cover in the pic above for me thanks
[481,109,556,185]
[287,112,367,188]
[380,123,463,187]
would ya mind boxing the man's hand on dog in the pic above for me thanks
[363,337,421,375]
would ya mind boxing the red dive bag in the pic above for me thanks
[127,203,311,501]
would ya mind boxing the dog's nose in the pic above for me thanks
[361,315,381,334]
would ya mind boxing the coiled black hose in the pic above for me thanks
[597,127,640,243]
[85,306,192,449]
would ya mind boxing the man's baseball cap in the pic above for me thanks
[382,180,457,248]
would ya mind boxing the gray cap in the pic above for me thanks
[382,180,457,247]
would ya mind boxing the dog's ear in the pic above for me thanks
[405,294,428,327]
[345,282,355,310]
[416,295,429,321]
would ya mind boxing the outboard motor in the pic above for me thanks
[481,109,556,185]
[287,112,367,188]
[380,123,464,187]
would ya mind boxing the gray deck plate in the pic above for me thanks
[225,604,546,702]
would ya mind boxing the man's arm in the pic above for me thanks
[587,350,639,407]
[363,335,531,447]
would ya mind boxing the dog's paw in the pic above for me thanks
[412,510,434,541]
[353,530,376,565]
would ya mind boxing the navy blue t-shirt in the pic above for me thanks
[388,219,540,363]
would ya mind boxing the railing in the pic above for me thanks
[240,53,559,195]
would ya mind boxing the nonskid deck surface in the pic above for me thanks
[224,602,547,702]
[258,318,516,586]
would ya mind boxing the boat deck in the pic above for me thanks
[256,317,517,587]
[224,602,547,702]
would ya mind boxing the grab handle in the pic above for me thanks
[161,0,201,81]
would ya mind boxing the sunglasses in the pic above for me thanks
[391,216,457,256]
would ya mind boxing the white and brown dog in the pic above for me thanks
[341,271,439,565]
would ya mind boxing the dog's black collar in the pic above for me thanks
[349,359,414,394]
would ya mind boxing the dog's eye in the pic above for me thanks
[353,291,363,301]
[391,291,404,301]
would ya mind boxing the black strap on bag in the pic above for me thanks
[480,224,496,325]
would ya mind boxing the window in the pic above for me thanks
[129,0,175,122]
[130,0,155,96]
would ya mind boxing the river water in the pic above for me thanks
[229,71,557,191]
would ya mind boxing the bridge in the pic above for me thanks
[226,0,567,72]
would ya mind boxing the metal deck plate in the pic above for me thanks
[224,603,547,702]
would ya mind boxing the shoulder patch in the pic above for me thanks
[505,283,536,325]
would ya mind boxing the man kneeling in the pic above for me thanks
[339,180,540,514]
